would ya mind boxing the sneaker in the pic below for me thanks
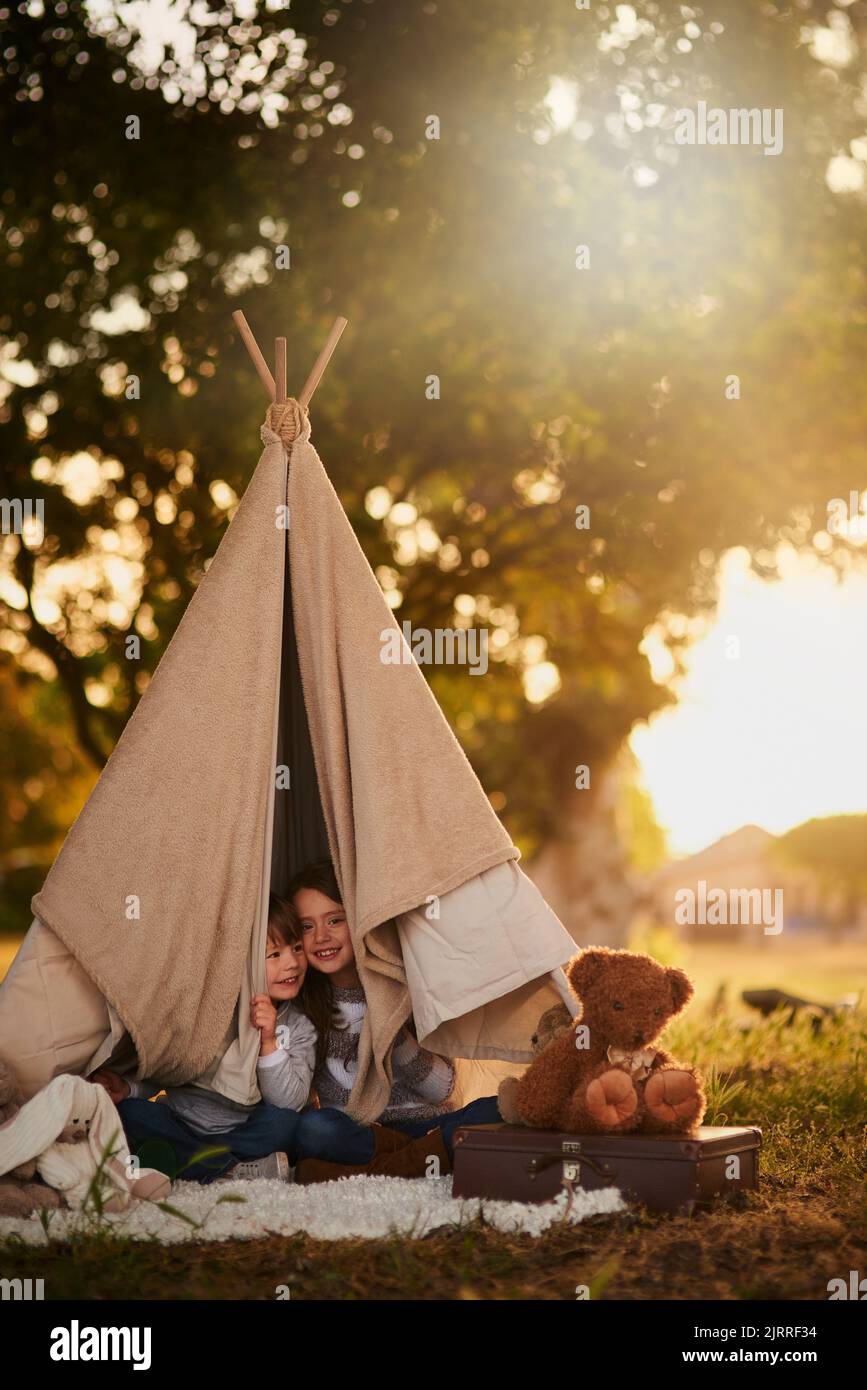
[221,1151,293,1183]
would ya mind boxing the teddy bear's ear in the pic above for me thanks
[567,949,610,996]
[667,967,694,1012]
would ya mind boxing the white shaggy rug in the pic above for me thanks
[0,1175,625,1245]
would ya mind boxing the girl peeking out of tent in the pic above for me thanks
[285,860,502,1181]
[90,895,315,1184]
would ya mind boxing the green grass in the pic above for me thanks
[628,926,867,1006]
[1,1000,864,1300]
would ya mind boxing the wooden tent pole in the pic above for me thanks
[298,316,348,410]
[232,311,348,408]
[275,337,287,404]
[232,310,276,399]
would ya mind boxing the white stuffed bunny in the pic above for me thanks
[0,1072,170,1211]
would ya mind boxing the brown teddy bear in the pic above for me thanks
[500,948,706,1135]
[0,1059,63,1218]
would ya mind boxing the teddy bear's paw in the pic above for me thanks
[584,1068,639,1129]
[497,1076,521,1125]
[644,1068,703,1128]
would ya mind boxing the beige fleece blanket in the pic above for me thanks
[284,412,522,1120]
[29,431,287,1089]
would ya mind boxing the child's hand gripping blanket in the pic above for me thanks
[252,995,318,1111]
[0,1073,171,1210]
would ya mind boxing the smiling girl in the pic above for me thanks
[93,893,316,1184]
[289,860,502,1180]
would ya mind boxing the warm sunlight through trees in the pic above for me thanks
[3,1,867,919]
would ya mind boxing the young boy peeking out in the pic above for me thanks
[91,893,316,1184]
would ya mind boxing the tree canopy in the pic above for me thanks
[3,0,867,920]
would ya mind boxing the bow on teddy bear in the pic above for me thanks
[0,1062,170,1217]
[498,947,706,1136]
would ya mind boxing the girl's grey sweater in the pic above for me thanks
[315,984,456,1123]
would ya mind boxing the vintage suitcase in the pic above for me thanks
[452,1123,761,1215]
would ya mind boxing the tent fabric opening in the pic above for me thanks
[269,547,331,897]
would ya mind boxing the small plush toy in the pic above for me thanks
[0,1067,171,1213]
[497,1004,573,1125]
[500,948,706,1135]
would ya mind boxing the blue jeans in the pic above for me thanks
[118,1098,302,1185]
[294,1095,502,1165]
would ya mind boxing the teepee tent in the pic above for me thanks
[0,317,577,1122]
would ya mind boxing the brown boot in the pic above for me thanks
[369,1126,451,1180]
[296,1127,451,1186]
[295,1122,414,1186]
[296,1156,364,1185]
[370,1123,416,1156]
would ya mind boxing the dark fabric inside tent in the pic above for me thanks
[270,555,330,897]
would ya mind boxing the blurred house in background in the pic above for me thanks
[646,824,867,942]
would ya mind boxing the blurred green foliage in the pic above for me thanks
[776,813,867,918]
[2,1,867,924]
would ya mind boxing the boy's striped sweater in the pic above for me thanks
[316,985,456,1123]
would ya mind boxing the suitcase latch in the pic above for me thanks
[526,1151,614,1182]
[561,1153,615,1214]
[563,1153,613,1181]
